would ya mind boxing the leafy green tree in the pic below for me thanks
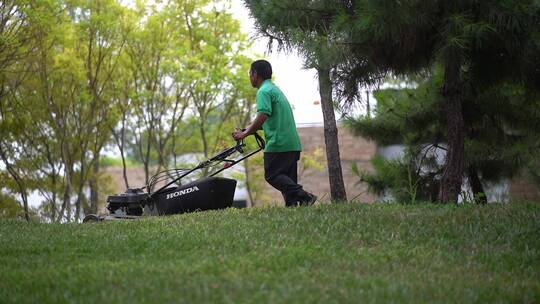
[68,0,132,218]
[0,0,263,222]
[0,0,32,100]
[0,192,24,219]
[1,0,131,221]
[178,1,253,160]
[120,3,191,185]
[0,0,67,221]
[118,0,254,187]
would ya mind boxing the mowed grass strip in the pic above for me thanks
[1,202,539,303]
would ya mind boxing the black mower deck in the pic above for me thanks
[83,133,264,223]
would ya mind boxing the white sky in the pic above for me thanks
[229,1,324,125]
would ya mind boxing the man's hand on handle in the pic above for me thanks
[232,128,247,141]
[232,113,267,141]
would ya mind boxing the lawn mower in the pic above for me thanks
[83,132,264,222]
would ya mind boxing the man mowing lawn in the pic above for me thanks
[232,59,316,207]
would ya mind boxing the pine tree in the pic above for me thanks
[347,67,540,203]
[243,0,365,201]
[331,0,540,203]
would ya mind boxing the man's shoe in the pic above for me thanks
[300,193,317,206]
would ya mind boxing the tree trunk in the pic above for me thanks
[317,67,347,201]
[244,157,254,207]
[120,116,129,189]
[366,90,371,118]
[74,159,86,222]
[89,155,100,214]
[75,181,84,222]
[50,171,57,221]
[144,160,150,188]
[20,189,30,222]
[59,149,74,222]
[0,145,30,221]
[111,116,130,189]
[199,119,210,176]
[143,126,152,185]
[121,149,129,190]
[468,167,487,204]
[438,62,465,203]
[59,178,72,222]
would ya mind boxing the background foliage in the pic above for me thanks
[0,0,261,222]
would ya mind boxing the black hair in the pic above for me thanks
[250,60,272,80]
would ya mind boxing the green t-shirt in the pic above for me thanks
[256,79,302,152]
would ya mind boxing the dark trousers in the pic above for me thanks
[264,151,309,206]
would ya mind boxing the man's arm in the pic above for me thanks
[232,113,267,140]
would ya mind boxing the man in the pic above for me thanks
[232,60,316,207]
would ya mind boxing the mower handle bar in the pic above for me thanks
[150,132,264,197]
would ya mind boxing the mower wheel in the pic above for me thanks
[83,214,100,223]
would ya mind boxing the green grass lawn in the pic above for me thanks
[1,202,539,303]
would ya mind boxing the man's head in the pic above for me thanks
[249,60,272,88]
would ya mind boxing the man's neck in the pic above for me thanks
[257,79,270,88]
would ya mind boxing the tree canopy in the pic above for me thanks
[0,0,258,222]
[348,67,540,203]
[246,0,540,203]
